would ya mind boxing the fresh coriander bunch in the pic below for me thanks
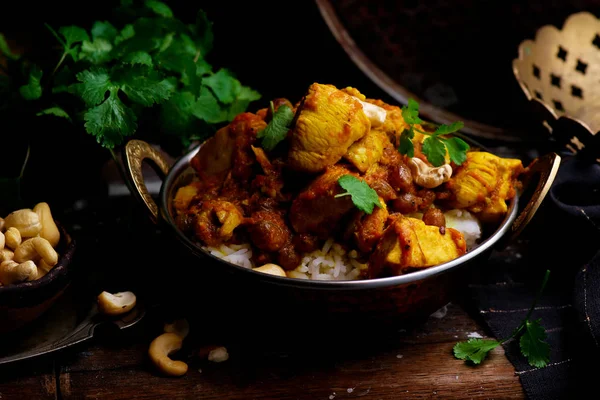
[1,0,260,154]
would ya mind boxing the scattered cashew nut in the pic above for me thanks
[408,158,453,189]
[0,231,4,250]
[97,291,137,316]
[33,202,60,248]
[164,319,190,339]
[4,227,21,250]
[148,333,188,376]
[0,217,5,233]
[4,209,42,238]
[208,346,229,363]
[252,263,287,277]
[0,260,38,285]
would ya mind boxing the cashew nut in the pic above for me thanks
[357,99,387,127]
[14,237,58,266]
[0,217,5,232]
[164,319,190,339]
[408,158,453,189]
[0,260,38,285]
[0,249,14,263]
[4,209,42,238]
[38,259,53,273]
[252,263,287,277]
[97,291,137,315]
[148,333,188,376]
[208,346,229,363]
[4,227,21,250]
[33,202,60,248]
[0,231,4,250]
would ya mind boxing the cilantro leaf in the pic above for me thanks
[36,106,71,121]
[91,21,118,42]
[192,86,227,123]
[0,33,20,60]
[398,127,415,158]
[202,69,240,104]
[257,103,294,151]
[145,0,174,18]
[72,67,112,106]
[84,88,137,148]
[58,26,90,48]
[194,9,214,57]
[422,136,446,167]
[116,65,172,106]
[401,98,423,125]
[80,38,113,64]
[432,121,464,136]
[442,136,470,165]
[453,339,500,365]
[19,65,43,100]
[399,98,469,166]
[335,175,381,214]
[115,24,135,45]
[122,51,153,66]
[520,319,550,368]
[160,91,198,138]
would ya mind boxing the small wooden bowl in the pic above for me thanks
[0,223,76,334]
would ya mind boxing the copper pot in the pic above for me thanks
[122,139,560,327]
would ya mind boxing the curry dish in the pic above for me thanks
[173,83,525,280]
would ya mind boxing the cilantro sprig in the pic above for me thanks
[257,101,295,151]
[335,175,381,214]
[0,0,261,152]
[453,270,551,367]
[399,99,469,167]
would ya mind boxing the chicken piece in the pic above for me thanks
[173,182,202,215]
[343,129,389,173]
[229,113,268,181]
[191,200,244,247]
[245,211,290,253]
[344,198,389,253]
[369,215,466,278]
[444,151,524,223]
[190,126,235,188]
[289,165,357,238]
[287,83,370,173]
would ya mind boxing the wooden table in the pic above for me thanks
[0,301,524,400]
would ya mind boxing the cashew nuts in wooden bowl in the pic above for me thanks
[0,202,76,333]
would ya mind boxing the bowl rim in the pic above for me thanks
[0,223,76,295]
[158,143,519,291]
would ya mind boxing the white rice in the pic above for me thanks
[204,238,367,281]
[204,209,481,280]
[443,209,482,250]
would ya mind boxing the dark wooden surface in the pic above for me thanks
[0,301,525,400]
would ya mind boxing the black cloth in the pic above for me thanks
[471,155,600,399]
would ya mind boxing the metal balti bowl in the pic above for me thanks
[123,139,560,327]
[0,224,76,333]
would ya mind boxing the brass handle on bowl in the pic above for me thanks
[505,152,561,245]
[123,140,171,224]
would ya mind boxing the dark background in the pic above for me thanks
[1,0,598,210]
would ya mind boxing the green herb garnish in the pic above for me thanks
[453,269,551,367]
[399,99,469,167]
[335,175,381,214]
[257,101,295,151]
[0,0,261,151]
